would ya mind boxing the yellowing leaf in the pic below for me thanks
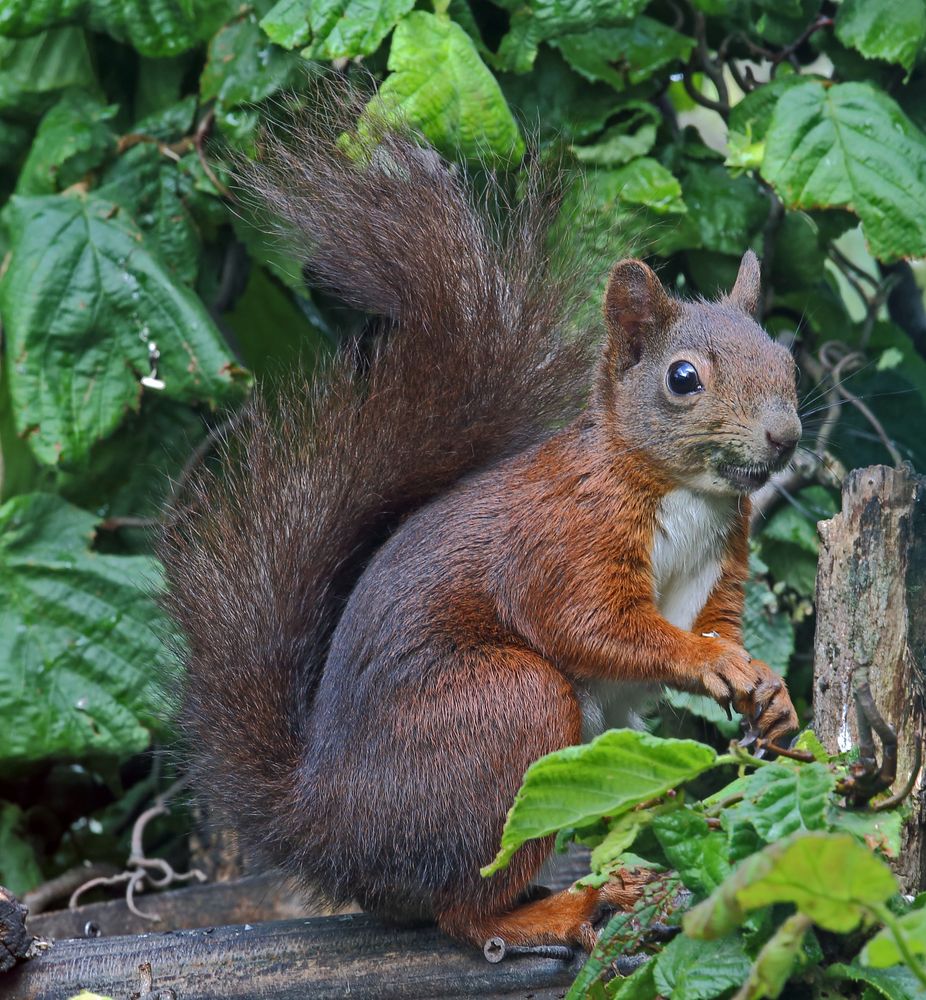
[684,833,897,938]
[375,11,523,163]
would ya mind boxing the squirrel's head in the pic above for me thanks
[600,252,800,496]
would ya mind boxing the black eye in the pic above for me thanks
[667,360,703,395]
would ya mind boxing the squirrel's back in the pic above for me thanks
[160,89,600,890]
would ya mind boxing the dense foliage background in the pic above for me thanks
[0,0,924,995]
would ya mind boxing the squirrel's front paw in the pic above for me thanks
[699,641,797,745]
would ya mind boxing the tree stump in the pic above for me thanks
[813,464,926,893]
[0,888,34,973]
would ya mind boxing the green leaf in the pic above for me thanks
[498,46,621,144]
[835,0,926,75]
[770,211,826,290]
[96,143,203,286]
[653,808,732,897]
[679,164,768,255]
[132,54,191,124]
[225,267,331,377]
[826,803,904,858]
[0,28,98,116]
[571,103,658,167]
[862,911,926,969]
[131,93,197,140]
[0,0,232,58]
[200,12,304,111]
[568,871,681,999]
[611,959,658,999]
[762,504,821,554]
[553,17,694,91]
[734,763,836,842]
[304,0,414,59]
[0,193,247,467]
[794,729,831,762]
[759,486,835,597]
[0,802,43,894]
[16,92,117,195]
[589,809,652,873]
[0,116,32,169]
[729,75,808,142]
[608,157,686,214]
[482,730,717,875]
[684,833,898,938]
[0,493,171,767]
[53,399,210,519]
[738,912,813,1000]
[495,0,650,73]
[828,962,926,1000]
[762,80,926,262]
[867,321,926,404]
[742,576,795,676]
[559,164,697,284]
[259,0,311,48]
[653,933,751,1000]
[375,12,523,163]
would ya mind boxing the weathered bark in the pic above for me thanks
[2,911,580,999]
[25,872,330,941]
[2,848,594,997]
[813,464,926,892]
[0,888,32,974]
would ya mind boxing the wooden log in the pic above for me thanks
[2,911,580,999]
[24,873,330,941]
[812,463,926,893]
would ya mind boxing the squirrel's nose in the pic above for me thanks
[763,407,801,460]
[765,425,801,457]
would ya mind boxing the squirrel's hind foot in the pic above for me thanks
[439,867,654,959]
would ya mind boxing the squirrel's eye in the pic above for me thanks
[667,360,703,396]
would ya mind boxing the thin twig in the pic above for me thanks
[682,8,730,119]
[681,69,728,116]
[726,58,757,95]
[23,863,121,915]
[194,108,234,201]
[692,10,729,112]
[769,15,834,75]
[68,777,205,921]
[829,245,879,290]
[756,740,816,762]
[823,345,904,466]
[116,132,193,162]
[872,734,922,812]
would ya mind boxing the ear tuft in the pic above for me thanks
[604,259,673,370]
[730,250,762,316]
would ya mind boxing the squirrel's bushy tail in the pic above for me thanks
[160,87,599,881]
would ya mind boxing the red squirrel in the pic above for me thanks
[161,100,801,954]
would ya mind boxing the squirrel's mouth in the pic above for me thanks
[716,462,771,492]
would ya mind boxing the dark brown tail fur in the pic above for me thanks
[160,87,599,887]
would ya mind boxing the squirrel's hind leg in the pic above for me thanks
[437,869,652,953]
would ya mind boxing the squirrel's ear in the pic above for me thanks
[730,250,762,316]
[604,259,674,370]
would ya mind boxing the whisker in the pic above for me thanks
[798,359,876,412]
[800,388,915,419]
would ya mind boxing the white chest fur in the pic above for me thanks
[650,489,734,631]
[577,489,735,741]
